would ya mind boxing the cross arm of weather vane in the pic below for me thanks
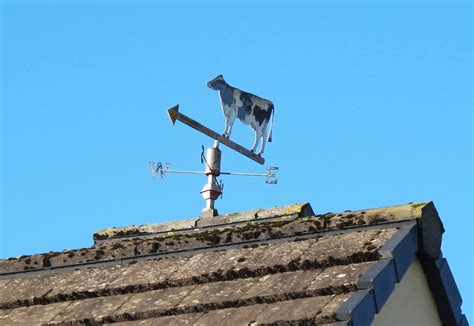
[149,162,278,184]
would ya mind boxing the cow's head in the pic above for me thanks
[207,75,226,90]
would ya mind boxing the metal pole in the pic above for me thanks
[200,142,222,217]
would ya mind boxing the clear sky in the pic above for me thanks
[1,0,472,320]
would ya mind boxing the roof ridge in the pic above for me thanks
[92,201,432,243]
[93,202,314,242]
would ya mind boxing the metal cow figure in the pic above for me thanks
[207,75,274,156]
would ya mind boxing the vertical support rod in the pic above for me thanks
[200,142,222,217]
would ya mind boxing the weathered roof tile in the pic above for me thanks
[116,313,204,325]
[241,270,320,299]
[51,294,132,323]
[48,264,125,297]
[318,292,354,319]
[177,279,255,307]
[194,304,266,326]
[0,274,56,303]
[231,239,316,272]
[170,251,239,280]
[255,295,334,324]
[113,285,197,320]
[306,262,373,291]
[0,308,12,321]
[1,301,71,325]
[107,257,188,289]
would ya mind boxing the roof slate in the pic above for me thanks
[0,201,467,325]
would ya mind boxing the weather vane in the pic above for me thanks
[150,75,278,218]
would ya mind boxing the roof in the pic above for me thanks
[0,202,468,325]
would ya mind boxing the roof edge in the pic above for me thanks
[336,219,467,326]
[419,253,468,325]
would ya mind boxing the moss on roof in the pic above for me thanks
[93,202,313,241]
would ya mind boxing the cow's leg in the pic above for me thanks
[223,118,230,137]
[223,115,235,138]
[223,108,237,138]
[258,126,267,155]
[227,118,234,138]
[251,128,261,153]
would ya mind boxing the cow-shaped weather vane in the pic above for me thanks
[207,75,274,155]
[150,76,278,218]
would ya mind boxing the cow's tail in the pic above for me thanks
[267,103,274,143]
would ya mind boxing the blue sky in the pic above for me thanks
[1,0,472,319]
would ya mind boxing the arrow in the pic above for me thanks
[167,105,265,165]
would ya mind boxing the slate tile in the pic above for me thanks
[1,301,71,325]
[233,239,317,272]
[51,293,132,323]
[114,285,196,317]
[171,250,240,280]
[114,313,203,325]
[1,265,128,305]
[256,295,334,324]
[0,308,12,320]
[317,293,354,318]
[0,278,11,289]
[242,270,321,299]
[194,304,267,326]
[108,257,189,289]
[48,263,125,296]
[307,262,374,291]
[0,274,57,304]
[302,229,397,264]
[178,279,255,307]
[369,228,398,248]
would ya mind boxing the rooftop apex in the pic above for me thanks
[92,201,434,242]
[93,202,315,242]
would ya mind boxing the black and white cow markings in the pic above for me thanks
[207,75,274,156]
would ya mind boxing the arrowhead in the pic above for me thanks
[167,104,179,125]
